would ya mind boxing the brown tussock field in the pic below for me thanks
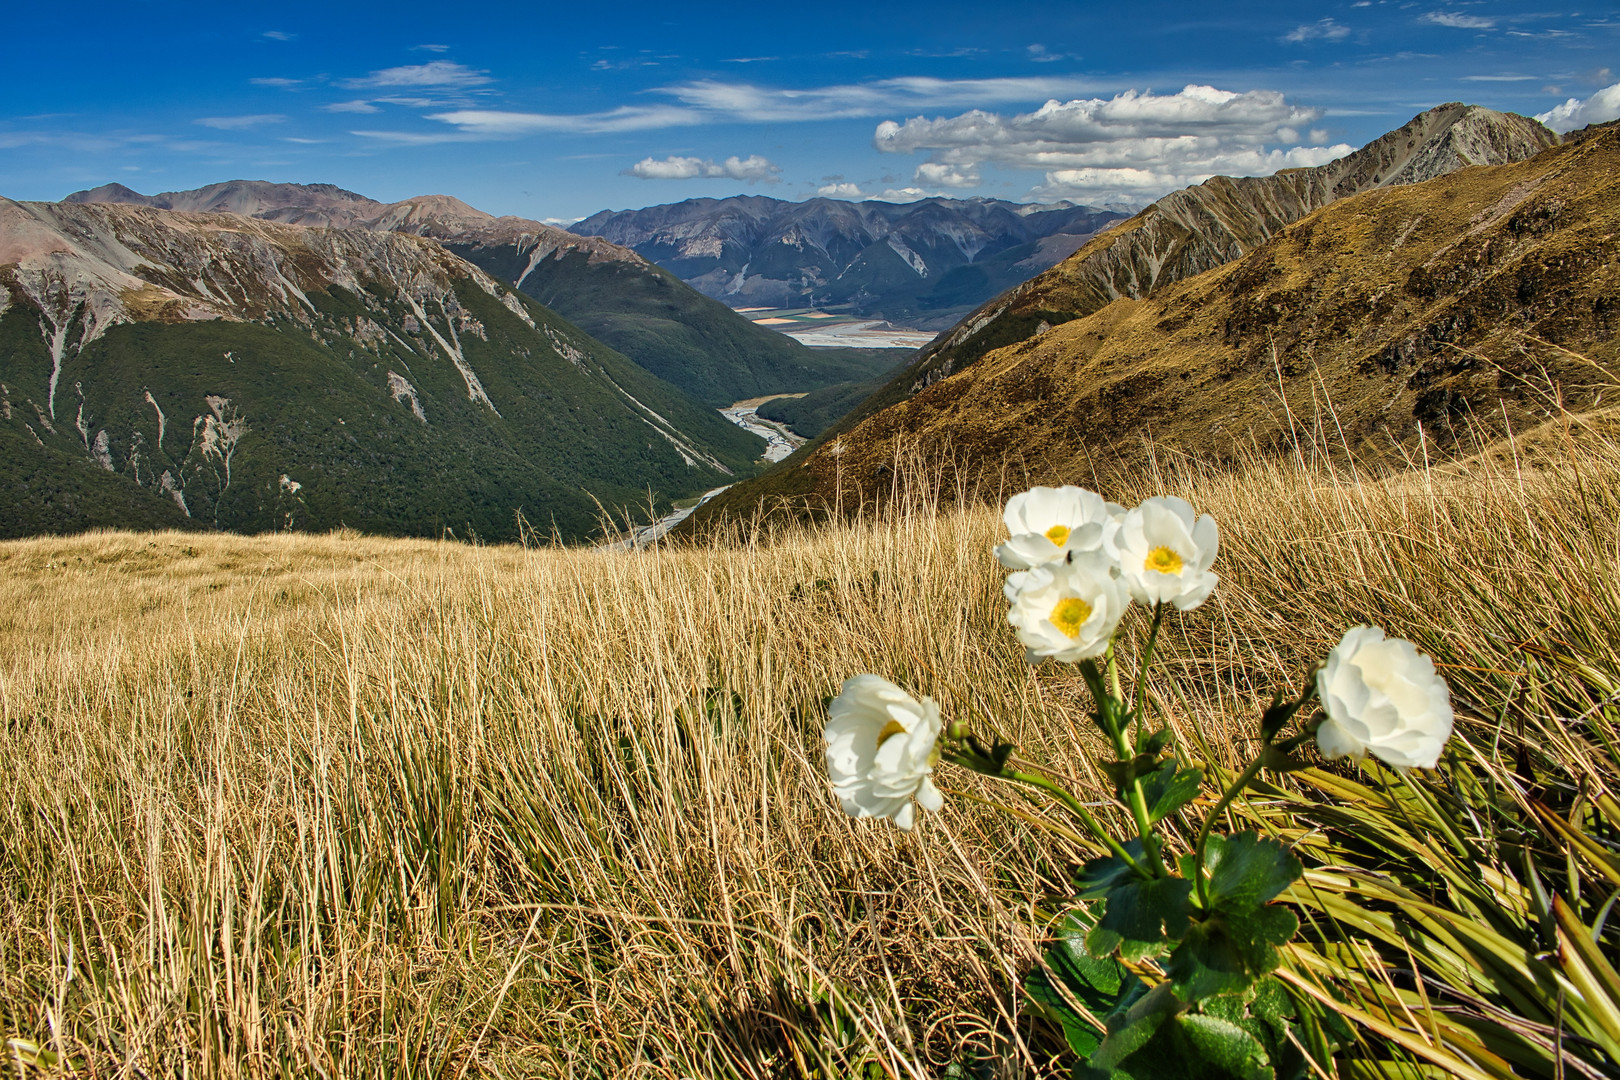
[2,418,1618,1076]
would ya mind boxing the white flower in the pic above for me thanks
[1005,550,1131,663]
[1315,626,1454,769]
[1115,496,1219,610]
[994,485,1126,571]
[824,675,945,830]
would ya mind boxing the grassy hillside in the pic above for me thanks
[689,127,1620,532]
[2,423,1616,1074]
[0,283,763,542]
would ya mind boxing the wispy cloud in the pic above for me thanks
[660,75,1105,122]
[426,105,704,135]
[1536,79,1620,132]
[872,84,1352,204]
[1461,74,1537,81]
[412,44,451,53]
[341,61,491,89]
[250,77,302,88]
[262,30,297,41]
[624,154,781,181]
[1421,12,1495,30]
[322,100,380,113]
[195,114,286,130]
[1283,18,1352,44]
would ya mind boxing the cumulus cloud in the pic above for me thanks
[1284,18,1351,43]
[873,85,1352,205]
[625,154,782,182]
[343,61,491,89]
[195,114,286,130]
[1421,12,1495,29]
[817,181,866,198]
[914,161,981,187]
[1535,80,1620,132]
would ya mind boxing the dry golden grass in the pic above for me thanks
[2,420,1618,1078]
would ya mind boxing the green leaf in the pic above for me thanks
[1080,982,1182,1076]
[1185,832,1302,912]
[1027,913,1141,1059]
[1166,903,1299,1002]
[1080,986,1277,1080]
[1141,763,1204,823]
[1087,876,1194,963]
[1075,842,1145,899]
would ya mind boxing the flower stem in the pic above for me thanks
[992,763,1150,877]
[1192,754,1268,906]
[1133,602,1166,740]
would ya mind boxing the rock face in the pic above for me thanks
[686,122,1617,531]
[69,181,893,405]
[571,195,1129,329]
[0,198,763,539]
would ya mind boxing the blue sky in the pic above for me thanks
[2,1,1615,221]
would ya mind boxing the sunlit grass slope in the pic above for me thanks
[1,418,1617,1076]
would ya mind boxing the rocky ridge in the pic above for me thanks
[685,118,1615,532]
[69,181,894,405]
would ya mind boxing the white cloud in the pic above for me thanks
[1535,80,1620,132]
[262,30,297,41]
[1284,18,1351,43]
[1461,74,1536,82]
[323,100,380,114]
[342,61,491,89]
[874,85,1352,205]
[1421,12,1495,29]
[413,44,451,53]
[625,154,782,182]
[251,77,301,88]
[817,181,866,198]
[195,114,286,130]
[427,105,704,135]
[914,161,981,187]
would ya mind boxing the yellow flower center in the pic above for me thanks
[1050,596,1093,639]
[1145,546,1184,575]
[1044,524,1072,547]
[876,719,908,747]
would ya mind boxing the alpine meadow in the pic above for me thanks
[3,4,1620,1077]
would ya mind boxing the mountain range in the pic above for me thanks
[571,195,1129,330]
[0,197,767,540]
[66,181,896,406]
[688,105,1598,530]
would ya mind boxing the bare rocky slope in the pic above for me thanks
[0,198,761,539]
[686,121,1617,531]
[67,182,896,404]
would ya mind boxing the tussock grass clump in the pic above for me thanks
[1,423,1617,1077]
